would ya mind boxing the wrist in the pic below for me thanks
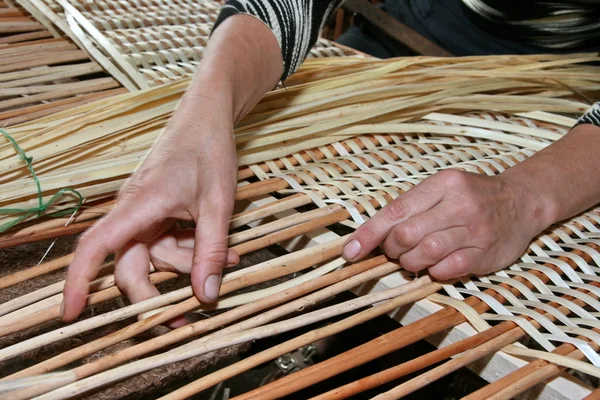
[187,69,236,114]
[188,14,283,122]
[499,168,560,233]
[160,80,235,148]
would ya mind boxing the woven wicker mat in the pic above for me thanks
[0,1,125,126]
[0,111,599,398]
[241,112,600,396]
[16,0,362,90]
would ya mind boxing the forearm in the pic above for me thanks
[501,122,600,229]
[178,0,340,125]
[216,0,341,80]
[185,15,283,124]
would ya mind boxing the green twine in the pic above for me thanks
[0,129,83,233]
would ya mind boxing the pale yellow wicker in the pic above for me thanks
[0,1,125,126]
[0,55,599,399]
[17,0,362,89]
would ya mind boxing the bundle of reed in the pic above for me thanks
[1,115,600,399]
[0,2,125,127]
[0,54,598,236]
[16,0,359,89]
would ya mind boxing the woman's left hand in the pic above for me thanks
[342,169,550,280]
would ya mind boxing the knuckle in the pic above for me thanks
[119,183,173,214]
[207,250,228,266]
[118,180,148,202]
[197,244,229,267]
[421,236,445,258]
[436,169,469,189]
[391,225,414,245]
[358,225,378,243]
[76,230,106,254]
[382,241,399,259]
[77,231,93,247]
[464,197,485,215]
[206,190,235,208]
[476,225,494,242]
[450,253,472,277]
[399,255,421,273]
[386,199,410,221]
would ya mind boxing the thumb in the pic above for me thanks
[190,202,233,303]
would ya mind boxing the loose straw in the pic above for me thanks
[1,54,596,232]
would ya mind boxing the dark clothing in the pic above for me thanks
[213,0,600,126]
[338,0,600,58]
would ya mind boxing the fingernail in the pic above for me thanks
[204,274,221,301]
[59,301,65,319]
[343,240,361,261]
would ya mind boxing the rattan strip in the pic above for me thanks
[1,55,600,398]
[2,54,595,232]
[168,206,600,400]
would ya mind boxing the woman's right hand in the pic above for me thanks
[62,80,241,321]
[60,15,284,322]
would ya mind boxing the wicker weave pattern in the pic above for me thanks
[247,113,600,379]
[20,0,361,89]
[0,1,125,127]
[1,55,598,397]
[249,113,553,221]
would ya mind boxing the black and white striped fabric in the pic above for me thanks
[214,0,340,80]
[578,104,600,127]
[460,0,600,49]
[213,0,600,128]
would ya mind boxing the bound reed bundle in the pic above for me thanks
[0,54,597,234]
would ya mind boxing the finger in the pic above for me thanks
[149,233,194,274]
[62,208,150,321]
[118,240,189,328]
[115,240,160,303]
[191,199,234,303]
[149,231,238,272]
[227,248,240,268]
[382,206,460,259]
[342,179,445,261]
[398,226,471,272]
[176,227,238,267]
[427,247,484,281]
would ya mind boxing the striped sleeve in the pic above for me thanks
[213,0,340,80]
[576,102,600,128]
